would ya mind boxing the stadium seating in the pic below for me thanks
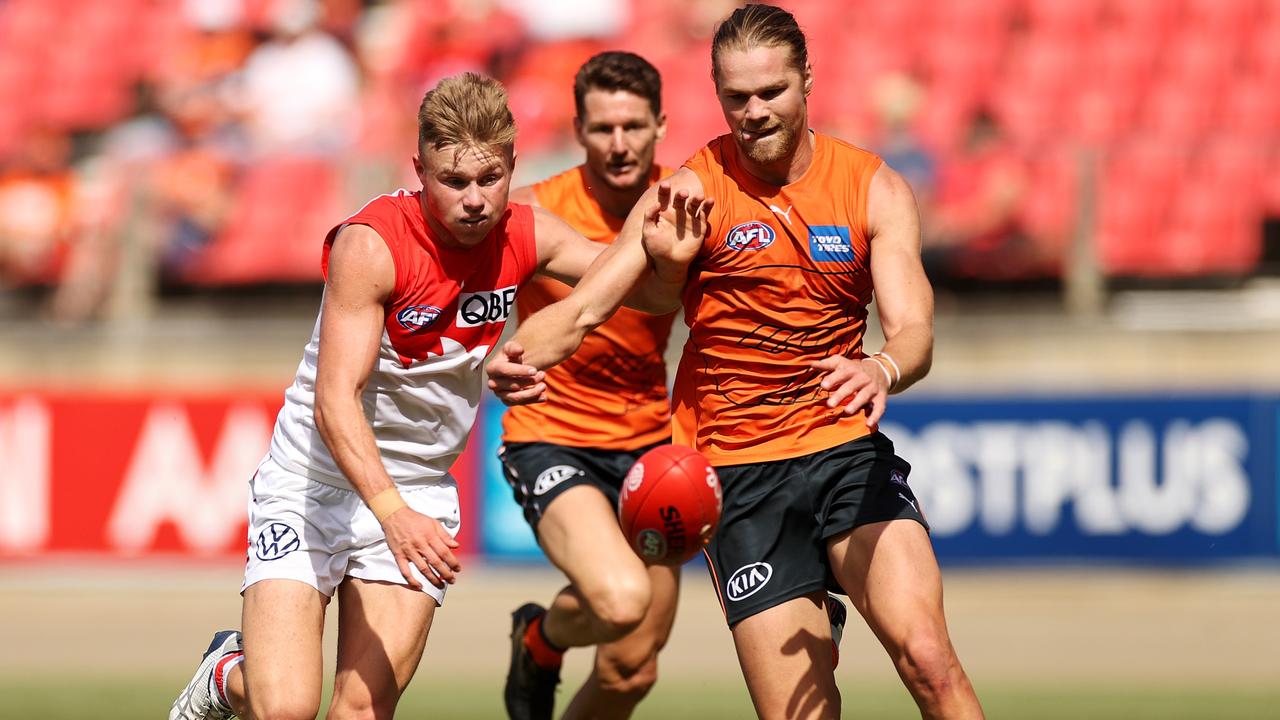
[0,0,1275,283]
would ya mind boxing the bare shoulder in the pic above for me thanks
[867,162,920,234]
[327,223,394,300]
[663,166,705,194]
[509,185,540,207]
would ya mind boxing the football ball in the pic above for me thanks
[618,445,722,565]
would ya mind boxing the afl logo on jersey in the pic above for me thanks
[397,305,443,332]
[725,221,776,251]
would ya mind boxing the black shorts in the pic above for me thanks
[499,439,669,531]
[706,432,928,627]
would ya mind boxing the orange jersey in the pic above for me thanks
[502,165,678,450]
[674,133,883,466]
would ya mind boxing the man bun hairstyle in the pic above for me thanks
[711,3,809,83]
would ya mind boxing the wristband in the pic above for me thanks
[368,487,408,523]
[871,351,902,387]
[866,356,895,390]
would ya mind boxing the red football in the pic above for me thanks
[618,445,723,565]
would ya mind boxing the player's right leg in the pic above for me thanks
[704,455,843,720]
[500,443,659,720]
[239,579,328,719]
[560,562,680,720]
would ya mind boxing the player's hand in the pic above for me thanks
[485,341,547,406]
[642,182,714,283]
[380,507,462,590]
[810,355,890,427]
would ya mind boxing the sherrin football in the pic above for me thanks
[618,445,723,565]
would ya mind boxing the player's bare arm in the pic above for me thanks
[814,163,933,426]
[314,223,462,590]
[487,173,710,404]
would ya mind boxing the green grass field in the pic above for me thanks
[5,678,1279,719]
[5,565,1280,719]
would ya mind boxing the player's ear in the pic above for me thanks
[803,63,814,97]
[572,115,587,147]
[411,153,425,178]
[655,111,668,142]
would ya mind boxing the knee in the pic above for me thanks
[587,577,651,641]
[897,630,961,699]
[327,694,398,720]
[251,696,321,720]
[598,654,659,699]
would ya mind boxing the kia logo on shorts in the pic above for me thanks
[457,286,517,327]
[396,305,442,332]
[725,221,775,251]
[533,464,583,496]
[725,561,773,602]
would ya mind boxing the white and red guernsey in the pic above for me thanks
[269,190,538,490]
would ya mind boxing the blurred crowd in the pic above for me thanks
[1,0,1278,323]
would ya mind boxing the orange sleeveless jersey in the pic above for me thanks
[501,164,677,450]
[674,133,883,466]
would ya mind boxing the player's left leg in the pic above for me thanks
[730,592,840,719]
[827,520,983,719]
[561,562,681,720]
[325,577,438,719]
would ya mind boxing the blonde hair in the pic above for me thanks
[417,72,517,153]
[711,4,808,83]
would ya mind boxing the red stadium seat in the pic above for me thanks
[186,157,342,285]
[1160,176,1261,275]
[1158,30,1239,91]
[1023,0,1105,37]
[1216,77,1280,139]
[1096,140,1184,274]
[1107,0,1181,41]
[1135,79,1218,144]
[1182,0,1263,36]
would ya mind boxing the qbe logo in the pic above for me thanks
[808,225,853,262]
[726,221,775,251]
[725,561,773,602]
[457,285,516,327]
[396,305,443,332]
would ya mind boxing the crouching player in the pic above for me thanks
[169,72,709,720]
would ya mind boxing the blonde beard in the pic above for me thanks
[740,124,796,165]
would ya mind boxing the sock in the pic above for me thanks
[523,615,565,670]
[209,651,245,712]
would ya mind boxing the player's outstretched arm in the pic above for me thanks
[811,163,933,427]
[487,175,710,403]
[314,224,461,590]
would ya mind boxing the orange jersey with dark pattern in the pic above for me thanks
[502,165,677,450]
[674,133,883,466]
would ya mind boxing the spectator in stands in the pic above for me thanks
[927,111,1037,281]
[0,128,76,288]
[871,73,938,237]
[236,0,360,156]
[0,127,116,323]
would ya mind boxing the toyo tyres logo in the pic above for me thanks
[725,561,773,602]
[726,221,775,251]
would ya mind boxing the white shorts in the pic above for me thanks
[242,455,461,604]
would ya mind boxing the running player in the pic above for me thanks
[487,5,985,718]
[168,72,704,720]
[496,51,680,720]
